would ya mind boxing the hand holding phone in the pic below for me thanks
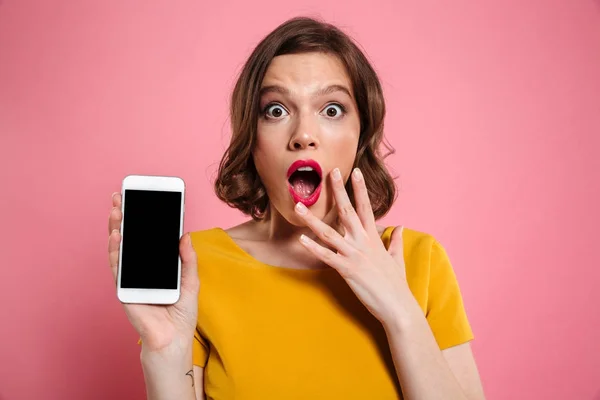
[117,174,186,304]
[107,175,200,351]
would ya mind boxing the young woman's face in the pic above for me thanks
[253,52,361,225]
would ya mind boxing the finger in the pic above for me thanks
[179,233,200,294]
[330,167,362,235]
[112,191,122,208]
[295,202,355,257]
[108,193,122,235]
[299,233,351,276]
[387,225,405,265]
[108,207,122,235]
[350,168,377,236]
[108,229,121,283]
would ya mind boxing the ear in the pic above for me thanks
[387,225,405,266]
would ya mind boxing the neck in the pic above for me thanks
[257,203,343,245]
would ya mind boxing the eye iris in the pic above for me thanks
[327,107,337,117]
[271,107,283,118]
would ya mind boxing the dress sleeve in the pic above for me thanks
[425,240,474,350]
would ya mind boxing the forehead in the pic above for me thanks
[261,52,352,89]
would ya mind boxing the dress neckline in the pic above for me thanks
[213,226,395,274]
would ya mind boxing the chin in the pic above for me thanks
[271,197,329,227]
[295,197,332,224]
[308,201,331,221]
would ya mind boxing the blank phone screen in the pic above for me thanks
[120,189,182,289]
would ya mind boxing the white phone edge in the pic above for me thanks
[116,174,185,305]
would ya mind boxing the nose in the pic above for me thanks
[288,116,319,151]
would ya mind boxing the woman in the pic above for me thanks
[107,16,485,400]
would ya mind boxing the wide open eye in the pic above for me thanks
[321,103,345,118]
[264,104,289,119]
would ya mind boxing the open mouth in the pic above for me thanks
[287,159,323,207]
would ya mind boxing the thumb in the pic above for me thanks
[179,233,200,293]
[387,225,405,265]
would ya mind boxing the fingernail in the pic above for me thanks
[300,234,311,244]
[295,202,307,215]
[112,192,119,200]
[352,168,362,181]
[332,168,341,181]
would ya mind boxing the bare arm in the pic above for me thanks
[384,300,485,400]
[442,343,485,400]
[140,345,202,400]
[193,366,205,400]
[107,192,204,399]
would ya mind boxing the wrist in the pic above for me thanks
[140,330,195,353]
[140,344,196,400]
[140,338,194,365]
[381,289,425,336]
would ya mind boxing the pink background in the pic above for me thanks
[1,1,599,399]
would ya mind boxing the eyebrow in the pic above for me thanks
[259,84,353,99]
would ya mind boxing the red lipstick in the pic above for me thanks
[287,159,323,207]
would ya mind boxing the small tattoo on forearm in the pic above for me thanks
[186,369,194,387]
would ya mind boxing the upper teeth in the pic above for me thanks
[297,167,314,172]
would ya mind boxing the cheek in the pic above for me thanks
[323,113,360,148]
[252,135,280,183]
[336,136,359,155]
[328,130,360,165]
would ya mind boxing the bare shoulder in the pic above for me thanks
[223,220,270,259]
[224,220,264,241]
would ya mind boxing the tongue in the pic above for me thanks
[290,176,316,198]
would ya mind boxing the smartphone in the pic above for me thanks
[116,174,185,304]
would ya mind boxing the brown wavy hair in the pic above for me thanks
[214,16,397,221]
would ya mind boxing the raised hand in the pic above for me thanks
[294,167,410,328]
[107,192,200,352]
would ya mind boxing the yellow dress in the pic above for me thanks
[190,226,474,399]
